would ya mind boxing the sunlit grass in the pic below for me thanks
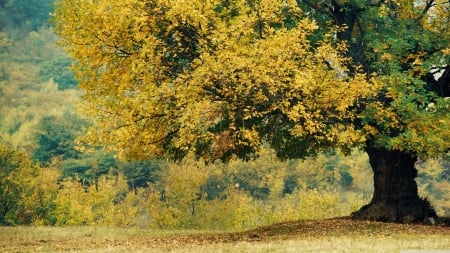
[0,224,448,253]
[0,225,224,240]
[0,226,240,252]
[172,235,450,253]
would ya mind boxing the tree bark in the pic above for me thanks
[352,142,437,223]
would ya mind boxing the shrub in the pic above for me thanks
[0,143,59,225]
[54,172,139,226]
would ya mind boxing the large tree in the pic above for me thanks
[54,0,450,222]
[296,0,450,222]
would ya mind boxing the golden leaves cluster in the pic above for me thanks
[54,0,374,160]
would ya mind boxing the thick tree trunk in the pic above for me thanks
[352,143,436,223]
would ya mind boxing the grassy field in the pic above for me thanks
[1,218,449,252]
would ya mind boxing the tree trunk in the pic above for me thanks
[352,143,437,223]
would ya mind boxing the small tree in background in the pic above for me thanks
[0,143,59,225]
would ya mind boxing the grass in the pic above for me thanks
[1,218,449,252]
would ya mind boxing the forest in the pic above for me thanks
[0,0,449,230]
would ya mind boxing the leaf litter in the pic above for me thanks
[1,217,449,252]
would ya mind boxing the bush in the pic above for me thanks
[140,155,367,230]
[0,145,375,229]
[0,143,59,225]
[54,172,139,227]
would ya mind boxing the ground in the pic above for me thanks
[1,218,449,252]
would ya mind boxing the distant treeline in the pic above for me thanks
[0,0,54,30]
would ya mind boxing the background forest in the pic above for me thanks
[0,0,449,229]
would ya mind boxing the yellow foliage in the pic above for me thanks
[195,187,259,230]
[54,172,138,227]
[0,144,60,225]
[139,151,372,230]
[54,0,374,161]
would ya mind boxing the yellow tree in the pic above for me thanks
[0,143,59,225]
[54,0,372,161]
[54,0,449,223]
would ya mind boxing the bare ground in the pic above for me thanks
[1,217,449,252]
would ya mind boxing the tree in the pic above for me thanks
[121,159,161,190]
[0,0,54,30]
[60,151,117,186]
[295,0,450,222]
[54,0,449,223]
[39,54,77,90]
[54,0,372,158]
[0,143,59,225]
[33,112,88,165]
[0,25,80,150]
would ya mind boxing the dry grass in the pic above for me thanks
[1,218,449,252]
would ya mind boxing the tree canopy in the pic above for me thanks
[54,0,376,161]
[53,0,449,163]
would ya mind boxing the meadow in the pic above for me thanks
[1,218,449,253]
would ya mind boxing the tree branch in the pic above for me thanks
[415,0,436,23]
